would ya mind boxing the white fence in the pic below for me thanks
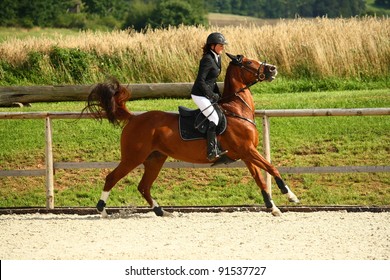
[1,108,389,208]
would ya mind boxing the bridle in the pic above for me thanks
[236,60,267,93]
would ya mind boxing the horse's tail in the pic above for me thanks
[82,78,132,126]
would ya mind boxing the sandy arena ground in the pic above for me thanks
[1,211,389,260]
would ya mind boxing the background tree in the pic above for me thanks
[83,0,129,19]
[0,0,384,30]
[148,0,207,28]
[375,0,390,8]
[208,0,367,18]
[0,0,18,26]
[16,0,74,27]
[123,0,156,31]
[0,0,77,28]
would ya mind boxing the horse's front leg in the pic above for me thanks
[244,161,282,216]
[274,177,300,203]
[242,147,300,206]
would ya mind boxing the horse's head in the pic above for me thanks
[226,53,278,85]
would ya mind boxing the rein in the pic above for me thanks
[222,109,256,126]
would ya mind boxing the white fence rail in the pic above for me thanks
[1,108,389,208]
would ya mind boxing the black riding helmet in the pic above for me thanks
[206,32,228,45]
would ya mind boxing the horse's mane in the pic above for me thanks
[82,78,132,126]
[221,62,241,100]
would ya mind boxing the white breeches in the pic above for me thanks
[191,94,219,125]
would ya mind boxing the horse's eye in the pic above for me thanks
[247,61,252,65]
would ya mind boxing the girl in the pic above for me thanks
[191,32,228,161]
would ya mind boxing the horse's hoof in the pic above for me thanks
[101,208,108,218]
[153,206,164,217]
[96,199,106,212]
[288,193,300,203]
[271,208,282,217]
[152,207,173,217]
[289,197,300,203]
[161,210,173,217]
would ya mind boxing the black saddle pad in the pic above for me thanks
[178,105,227,141]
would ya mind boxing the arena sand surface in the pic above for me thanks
[1,211,389,260]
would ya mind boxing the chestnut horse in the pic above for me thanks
[84,53,299,217]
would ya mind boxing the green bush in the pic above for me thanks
[85,15,122,31]
[48,47,92,83]
[56,13,88,29]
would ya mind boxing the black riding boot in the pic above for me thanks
[207,122,228,161]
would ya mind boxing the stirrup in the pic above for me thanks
[207,149,228,161]
[218,149,228,157]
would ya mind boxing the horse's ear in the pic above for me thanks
[226,53,243,65]
[226,53,237,61]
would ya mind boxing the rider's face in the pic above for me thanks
[213,44,224,55]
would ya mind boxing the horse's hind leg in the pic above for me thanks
[138,151,168,217]
[96,160,139,217]
[244,161,282,216]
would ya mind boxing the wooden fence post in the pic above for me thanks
[262,115,272,195]
[45,117,54,209]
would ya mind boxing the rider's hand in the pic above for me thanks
[211,93,220,102]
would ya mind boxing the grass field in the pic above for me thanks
[208,13,282,27]
[1,88,389,208]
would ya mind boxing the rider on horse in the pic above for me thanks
[191,32,228,161]
[87,53,298,218]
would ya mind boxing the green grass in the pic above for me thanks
[256,77,390,93]
[0,89,389,208]
[0,27,80,42]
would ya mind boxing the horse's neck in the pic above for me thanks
[222,75,255,116]
[114,88,132,120]
[114,105,131,121]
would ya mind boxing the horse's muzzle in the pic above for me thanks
[269,66,277,81]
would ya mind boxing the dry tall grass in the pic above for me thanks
[0,17,389,83]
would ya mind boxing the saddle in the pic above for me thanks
[178,104,227,141]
